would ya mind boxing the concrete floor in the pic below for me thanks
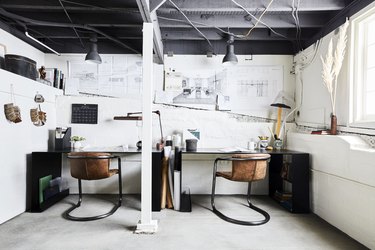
[0,195,368,250]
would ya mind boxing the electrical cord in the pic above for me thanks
[230,0,289,40]
[168,0,215,53]
[158,15,244,39]
[242,0,274,37]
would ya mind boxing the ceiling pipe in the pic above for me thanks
[0,7,140,54]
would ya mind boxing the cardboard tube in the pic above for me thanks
[160,157,169,209]
[276,107,282,138]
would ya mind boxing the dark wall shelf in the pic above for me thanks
[269,153,310,213]
[29,152,68,212]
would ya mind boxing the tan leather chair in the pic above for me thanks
[63,152,122,221]
[211,153,271,226]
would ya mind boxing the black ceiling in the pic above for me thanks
[0,0,373,61]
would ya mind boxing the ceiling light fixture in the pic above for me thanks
[25,31,61,56]
[85,33,102,64]
[222,35,238,66]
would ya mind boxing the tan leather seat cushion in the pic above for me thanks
[217,154,270,182]
[68,152,114,180]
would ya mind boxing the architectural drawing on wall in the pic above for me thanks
[224,66,283,113]
[164,68,227,105]
[66,55,142,98]
[161,65,283,114]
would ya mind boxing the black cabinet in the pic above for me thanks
[269,153,310,213]
[29,150,163,212]
[29,152,69,212]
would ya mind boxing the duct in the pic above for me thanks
[0,7,140,54]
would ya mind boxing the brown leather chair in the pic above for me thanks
[63,152,122,221]
[211,153,271,226]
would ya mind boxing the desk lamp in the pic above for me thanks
[114,110,164,150]
[270,91,294,140]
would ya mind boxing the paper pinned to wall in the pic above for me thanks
[183,129,200,141]
[160,64,283,115]
[65,55,142,97]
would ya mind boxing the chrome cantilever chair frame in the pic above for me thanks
[211,155,271,226]
[63,154,122,221]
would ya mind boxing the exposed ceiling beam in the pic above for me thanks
[0,7,141,54]
[158,13,332,29]
[1,5,140,13]
[2,11,142,24]
[161,28,316,41]
[164,40,296,55]
[157,0,346,14]
[136,0,164,64]
[32,35,142,40]
[305,0,375,48]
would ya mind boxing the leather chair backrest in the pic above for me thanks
[231,154,271,182]
[68,152,112,180]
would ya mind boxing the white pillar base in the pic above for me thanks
[135,219,158,234]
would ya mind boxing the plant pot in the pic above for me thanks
[330,114,337,135]
[72,141,82,149]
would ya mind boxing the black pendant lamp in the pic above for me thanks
[222,35,238,66]
[85,33,102,64]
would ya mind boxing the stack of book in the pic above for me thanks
[274,190,292,202]
[45,68,65,89]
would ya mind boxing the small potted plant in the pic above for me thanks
[71,136,85,149]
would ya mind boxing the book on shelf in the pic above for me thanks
[39,175,52,204]
[274,190,292,201]
[45,68,65,89]
[311,130,330,135]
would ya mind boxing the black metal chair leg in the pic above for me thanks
[63,157,123,222]
[211,159,219,210]
[118,157,123,206]
[211,160,270,226]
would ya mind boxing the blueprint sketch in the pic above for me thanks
[67,55,142,97]
[162,65,283,113]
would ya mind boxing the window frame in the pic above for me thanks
[350,6,375,129]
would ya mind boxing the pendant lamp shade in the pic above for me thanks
[222,35,238,66]
[85,33,102,64]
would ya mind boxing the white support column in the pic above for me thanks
[135,22,158,233]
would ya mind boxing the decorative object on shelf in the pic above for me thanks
[30,92,46,126]
[38,66,47,79]
[273,139,283,150]
[258,136,269,149]
[330,114,337,135]
[70,136,85,149]
[3,84,22,123]
[4,54,38,80]
[185,139,198,152]
[320,20,349,135]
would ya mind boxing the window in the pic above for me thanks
[351,7,375,128]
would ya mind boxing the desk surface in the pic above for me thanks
[181,148,308,155]
[35,147,161,154]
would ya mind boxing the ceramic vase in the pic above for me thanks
[330,114,337,135]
